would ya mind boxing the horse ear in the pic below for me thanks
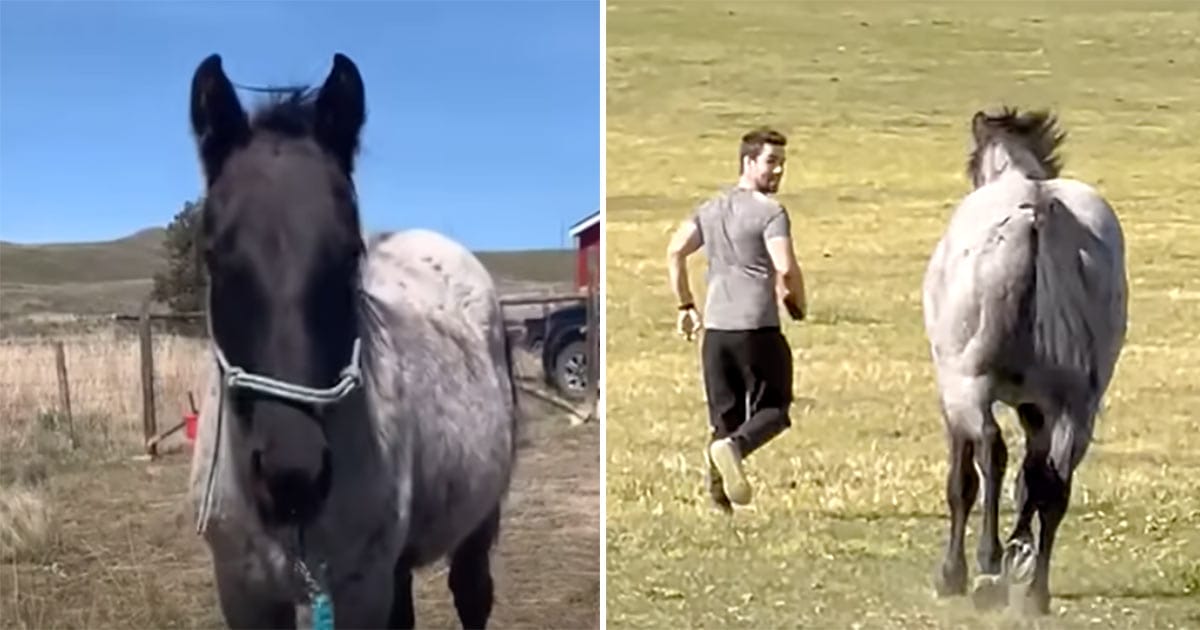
[971,110,990,143]
[190,54,249,183]
[314,53,366,173]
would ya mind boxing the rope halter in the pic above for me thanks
[212,337,364,407]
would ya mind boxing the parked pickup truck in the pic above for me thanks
[521,302,590,401]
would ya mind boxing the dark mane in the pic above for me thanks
[967,106,1066,183]
[242,85,363,173]
[246,86,319,137]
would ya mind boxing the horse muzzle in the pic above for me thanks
[251,446,333,525]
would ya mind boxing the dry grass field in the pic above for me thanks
[605,2,1200,629]
[0,324,599,629]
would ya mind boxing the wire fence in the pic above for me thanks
[0,287,598,458]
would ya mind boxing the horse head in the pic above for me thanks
[189,53,367,526]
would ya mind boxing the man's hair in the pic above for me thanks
[739,127,787,173]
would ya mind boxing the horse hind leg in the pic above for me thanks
[933,378,1007,607]
[999,403,1044,589]
[448,506,501,630]
[1018,411,1090,616]
[935,430,976,597]
[969,403,1010,610]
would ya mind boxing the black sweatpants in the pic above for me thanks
[701,327,793,458]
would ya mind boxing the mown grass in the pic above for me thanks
[605,2,1200,628]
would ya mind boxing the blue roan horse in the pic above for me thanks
[186,53,519,629]
[922,107,1127,615]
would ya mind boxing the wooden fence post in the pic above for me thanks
[584,247,600,423]
[53,340,76,449]
[139,302,158,458]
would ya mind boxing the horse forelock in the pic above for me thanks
[967,107,1066,187]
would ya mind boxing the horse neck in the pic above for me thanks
[977,141,1050,188]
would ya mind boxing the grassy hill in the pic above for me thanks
[0,228,168,286]
[0,228,575,318]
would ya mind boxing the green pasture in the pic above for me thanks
[604,2,1200,628]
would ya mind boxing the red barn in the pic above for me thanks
[568,210,600,292]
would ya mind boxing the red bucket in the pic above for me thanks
[184,412,199,442]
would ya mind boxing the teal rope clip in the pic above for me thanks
[310,592,334,630]
[295,555,335,630]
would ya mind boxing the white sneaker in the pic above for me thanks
[708,438,751,506]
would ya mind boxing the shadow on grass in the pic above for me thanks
[1057,587,1195,601]
[802,309,884,326]
[801,508,945,522]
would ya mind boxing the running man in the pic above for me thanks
[665,127,807,513]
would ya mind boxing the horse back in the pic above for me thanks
[360,227,515,422]
[363,229,502,331]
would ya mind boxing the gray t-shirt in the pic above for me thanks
[691,186,791,331]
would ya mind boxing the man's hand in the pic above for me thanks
[677,306,703,341]
[667,218,703,339]
[782,295,805,321]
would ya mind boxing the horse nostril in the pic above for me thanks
[251,449,264,475]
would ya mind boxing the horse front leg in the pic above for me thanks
[212,557,296,629]
[448,507,501,630]
[388,554,415,629]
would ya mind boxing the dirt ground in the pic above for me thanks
[3,392,599,629]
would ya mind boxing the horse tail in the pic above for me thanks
[1027,194,1102,401]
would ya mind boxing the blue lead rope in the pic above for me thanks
[311,592,334,630]
[295,556,335,630]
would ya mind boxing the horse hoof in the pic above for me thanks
[970,574,1008,611]
[1018,590,1051,616]
[1003,539,1036,585]
[934,561,967,598]
[708,497,734,515]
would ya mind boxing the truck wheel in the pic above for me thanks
[553,339,588,401]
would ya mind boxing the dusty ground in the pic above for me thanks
[2,391,599,629]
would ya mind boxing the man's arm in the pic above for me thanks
[764,212,806,320]
[666,219,702,307]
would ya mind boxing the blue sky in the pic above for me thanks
[0,0,600,251]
